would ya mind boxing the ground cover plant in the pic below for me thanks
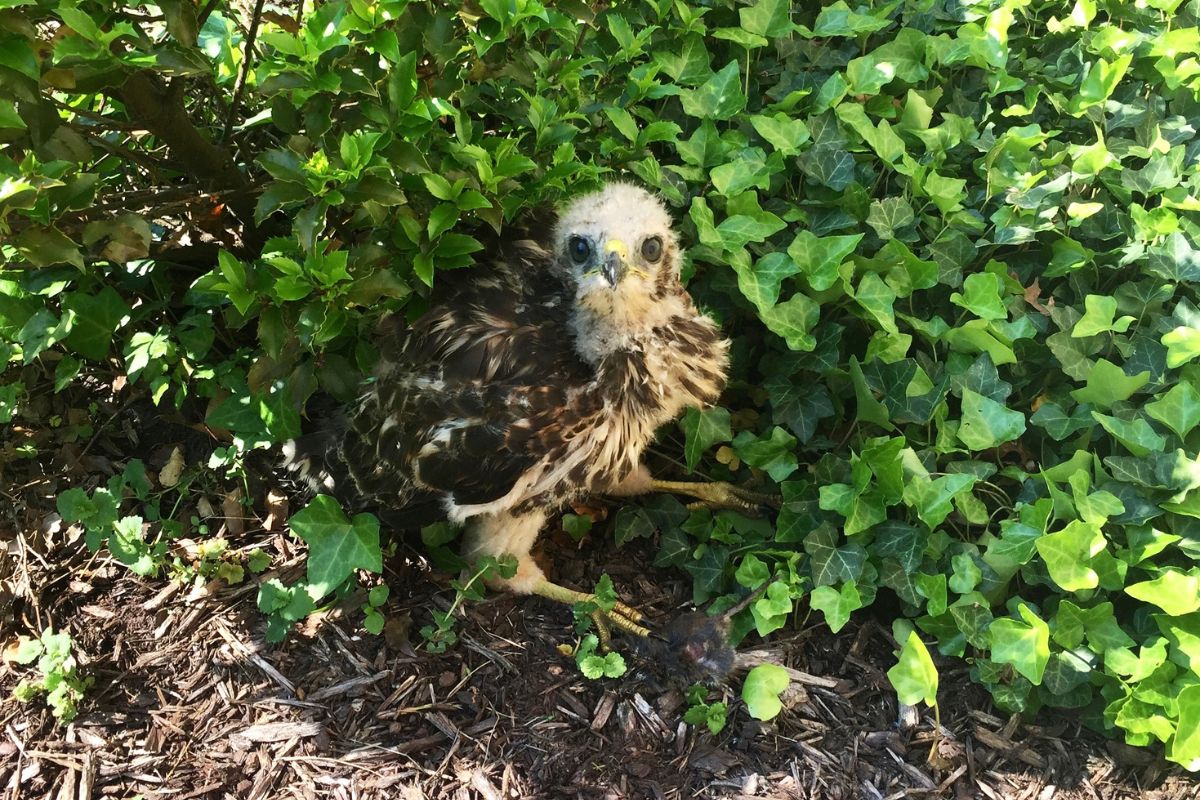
[3,0,1200,772]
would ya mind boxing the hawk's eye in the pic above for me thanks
[568,236,591,264]
[641,236,663,263]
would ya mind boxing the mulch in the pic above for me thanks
[1,378,1197,799]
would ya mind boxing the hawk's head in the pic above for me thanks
[554,183,681,330]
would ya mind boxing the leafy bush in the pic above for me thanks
[4,0,1200,766]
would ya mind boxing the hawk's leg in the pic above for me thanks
[463,510,650,643]
[607,465,781,512]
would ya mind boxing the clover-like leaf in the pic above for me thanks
[741,663,790,721]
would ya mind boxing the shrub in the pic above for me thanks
[3,0,1200,766]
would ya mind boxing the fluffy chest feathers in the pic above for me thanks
[584,306,729,485]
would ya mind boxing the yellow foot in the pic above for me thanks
[532,580,650,646]
[649,479,782,513]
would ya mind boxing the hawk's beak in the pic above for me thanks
[602,239,628,288]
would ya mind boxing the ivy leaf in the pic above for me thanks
[739,0,792,37]
[734,252,799,314]
[950,352,1011,404]
[18,309,68,364]
[804,524,868,586]
[1030,401,1093,440]
[1069,360,1150,409]
[809,582,861,633]
[1073,295,1134,338]
[1091,412,1166,457]
[760,293,819,351]
[681,406,732,471]
[732,427,798,482]
[751,580,792,636]
[1145,380,1200,440]
[1168,685,1200,769]
[1163,326,1200,368]
[62,288,131,361]
[787,231,861,292]
[749,113,810,155]
[716,214,786,249]
[949,553,982,594]
[989,603,1050,684]
[1035,520,1106,592]
[950,273,1008,321]
[710,148,772,195]
[680,61,746,120]
[866,197,916,240]
[810,0,891,36]
[289,495,382,597]
[1125,570,1200,616]
[734,553,770,589]
[764,376,833,444]
[741,663,790,721]
[887,632,939,707]
[872,520,925,573]
[857,275,902,337]
[613,506,655,547]
[957,388,1026,450]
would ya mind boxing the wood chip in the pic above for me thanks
[230,721,323,747]
[307,671,390,702]
[973,726,1047,769]
[591,691,616,732]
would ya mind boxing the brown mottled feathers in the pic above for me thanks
[281,200,728,527]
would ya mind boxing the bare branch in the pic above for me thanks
[223,0,267,144]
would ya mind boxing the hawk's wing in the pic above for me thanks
[374,212,581,385]
[335,211,596,514]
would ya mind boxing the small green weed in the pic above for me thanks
[573,634,627,680]
[683,683,728,734]
[419,555,517,653]
[12,629,92,723]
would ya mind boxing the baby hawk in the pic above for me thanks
[286,183,768,638]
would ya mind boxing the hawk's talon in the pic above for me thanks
[651,479,782,513]
[611,599,643,623]
[591,610,613,651]
[532,579,651,640]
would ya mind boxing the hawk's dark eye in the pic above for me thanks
[568,236,591,264]
[641,236,663,263]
